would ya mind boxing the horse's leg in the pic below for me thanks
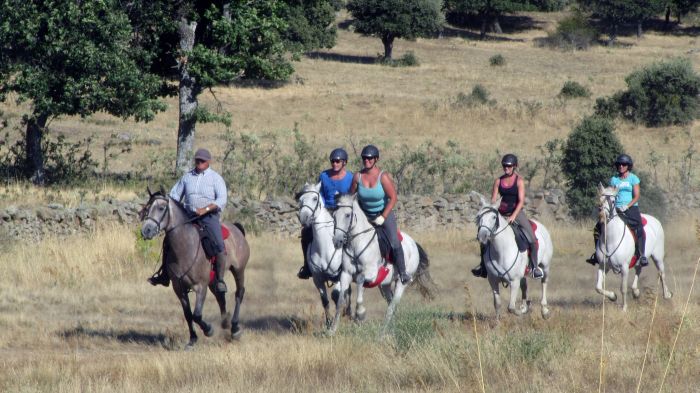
[520,277,530,314]
[176,289,198,349]
[488,276,502,320]
[379,283,394,304]
[314,275,332,328]
[209,281,229,329]
[354,274,367,322]
[631,265,641,299]
[230,267,246,339]
[652,253,673,299]
[191,285,214,338]
[507,278,523,316]
[332,282,353,318]
[329,271,352,335]
[382,281,407,334]
[541,272,550,319]
[621,268,629,312]
[595,267,617,302]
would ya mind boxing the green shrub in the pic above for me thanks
[611,58,700,127]
[561,115,624,219]
[452,85,495,109]
[636,171,667,223]
[559,81,591,98]
[593,95,621,118]
[489,54,506,66]
[379,51,420,67]
[539,11,596,50]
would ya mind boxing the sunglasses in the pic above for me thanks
[362,156,376,161]
[195,159,207,164]
[615,163,628,167]
[330,159,343,164]
[503,164,514,168]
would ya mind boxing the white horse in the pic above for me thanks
[329,194,435,334]
[297,182,352,327]
[475,197,553,319]
[595,185,672,311]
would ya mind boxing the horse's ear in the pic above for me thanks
[314,181,322,192]
[479,195,488,207]
[597,182,604,195]
[493,196,502,208]
[159,185,166,196]
[146,184,153,197]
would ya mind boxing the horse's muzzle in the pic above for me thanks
[141,224,158,240]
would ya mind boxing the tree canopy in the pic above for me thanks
[347,0,444,59]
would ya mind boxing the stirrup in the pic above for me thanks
[148,273,169,287]
[585,253,597,266]
[400,273,413,285]
[531,266,544,280]
[639,256,649,267]
[215,280,228,293]
[297,265,311,279]
[471,264,487,278]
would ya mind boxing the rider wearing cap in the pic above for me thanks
[148,148,229,293]
[350,144,411,285]
[472,154,543,279]
[297,148,353,279]
[586,154,648,267]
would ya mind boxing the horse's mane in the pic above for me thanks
[335,193,355,206]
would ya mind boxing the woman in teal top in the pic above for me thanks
[350,145,411,285]
[586,154,648,267]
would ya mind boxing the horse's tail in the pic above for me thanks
[414,242,437,301]
[233,222,246,237]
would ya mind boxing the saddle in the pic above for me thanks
[375,225,404,263]
[620,216,648,268]
[194,223,231,284]
[513,220,539,253]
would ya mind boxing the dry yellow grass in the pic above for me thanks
[0,217,698,392]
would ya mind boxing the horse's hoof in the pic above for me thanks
[184,340,197,351]
[632,289,641,299]
[609,293,618,302]
[355,311,367,323]
[231,325,243,340]
[203,325,214,337]
[664,291,673,299]
[541,308,551,320]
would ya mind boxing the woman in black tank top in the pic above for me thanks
[472,154,543,279]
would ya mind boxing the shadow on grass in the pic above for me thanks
[305,51,377,64]
[243,315,300,333]
[61,326,169,346]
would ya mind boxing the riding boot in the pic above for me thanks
[394,247,411,285]
[148,266,170,287]
[215,252,228,293]
[471,243,487,278]
[586,223,600,265]
[637,229,648,267]
[297,227,313,279]
[529,242,543,279]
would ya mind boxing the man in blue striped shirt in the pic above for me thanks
[148,148,229,293]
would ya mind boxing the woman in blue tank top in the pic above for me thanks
[586,154,648,267]
[297,148,354,279]
[472,154,542,279]
[349,145,411,285]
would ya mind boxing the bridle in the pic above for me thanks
[142,194,171,234]
[298,189,333,227]
[598,192,627,259]
[334,202,377,261]
[476,207,509,239]
[476,206,520,281]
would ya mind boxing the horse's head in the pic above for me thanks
[598,183,619,222]
[141,187,171,239]
[296,182,324,227]
[475,195,502,245]
[332,193,356,249]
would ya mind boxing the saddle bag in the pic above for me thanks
[197,225,218,259]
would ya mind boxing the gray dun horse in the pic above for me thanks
[141,188,249,349]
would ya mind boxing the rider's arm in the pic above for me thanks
[490,178,500,204]
[629,183,640,207]
[349,172,360,194]
[169,178,185,202]
[213,174,227,210]
[380,172,398,218]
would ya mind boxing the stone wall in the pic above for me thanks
[1,189,696,242]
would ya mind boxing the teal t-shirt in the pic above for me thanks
[610,173,640,208]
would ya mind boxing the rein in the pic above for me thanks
[299,190,343,281]
[476,207,520,281]
[598,194,627,260]
[335,203,379,264]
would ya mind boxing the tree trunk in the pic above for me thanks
[175,18,199,175]
[491,16,503,34]
[381,34,394,60]
[637,20,643,38]
[480,17,487,39]
[665,6,671,25]
[608,23,618,45]
[25,113,49,185]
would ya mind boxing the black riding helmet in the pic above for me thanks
[614,154,634,169]
[361,144,380,159]
[501,153,518,167]
[329,148,348,162]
